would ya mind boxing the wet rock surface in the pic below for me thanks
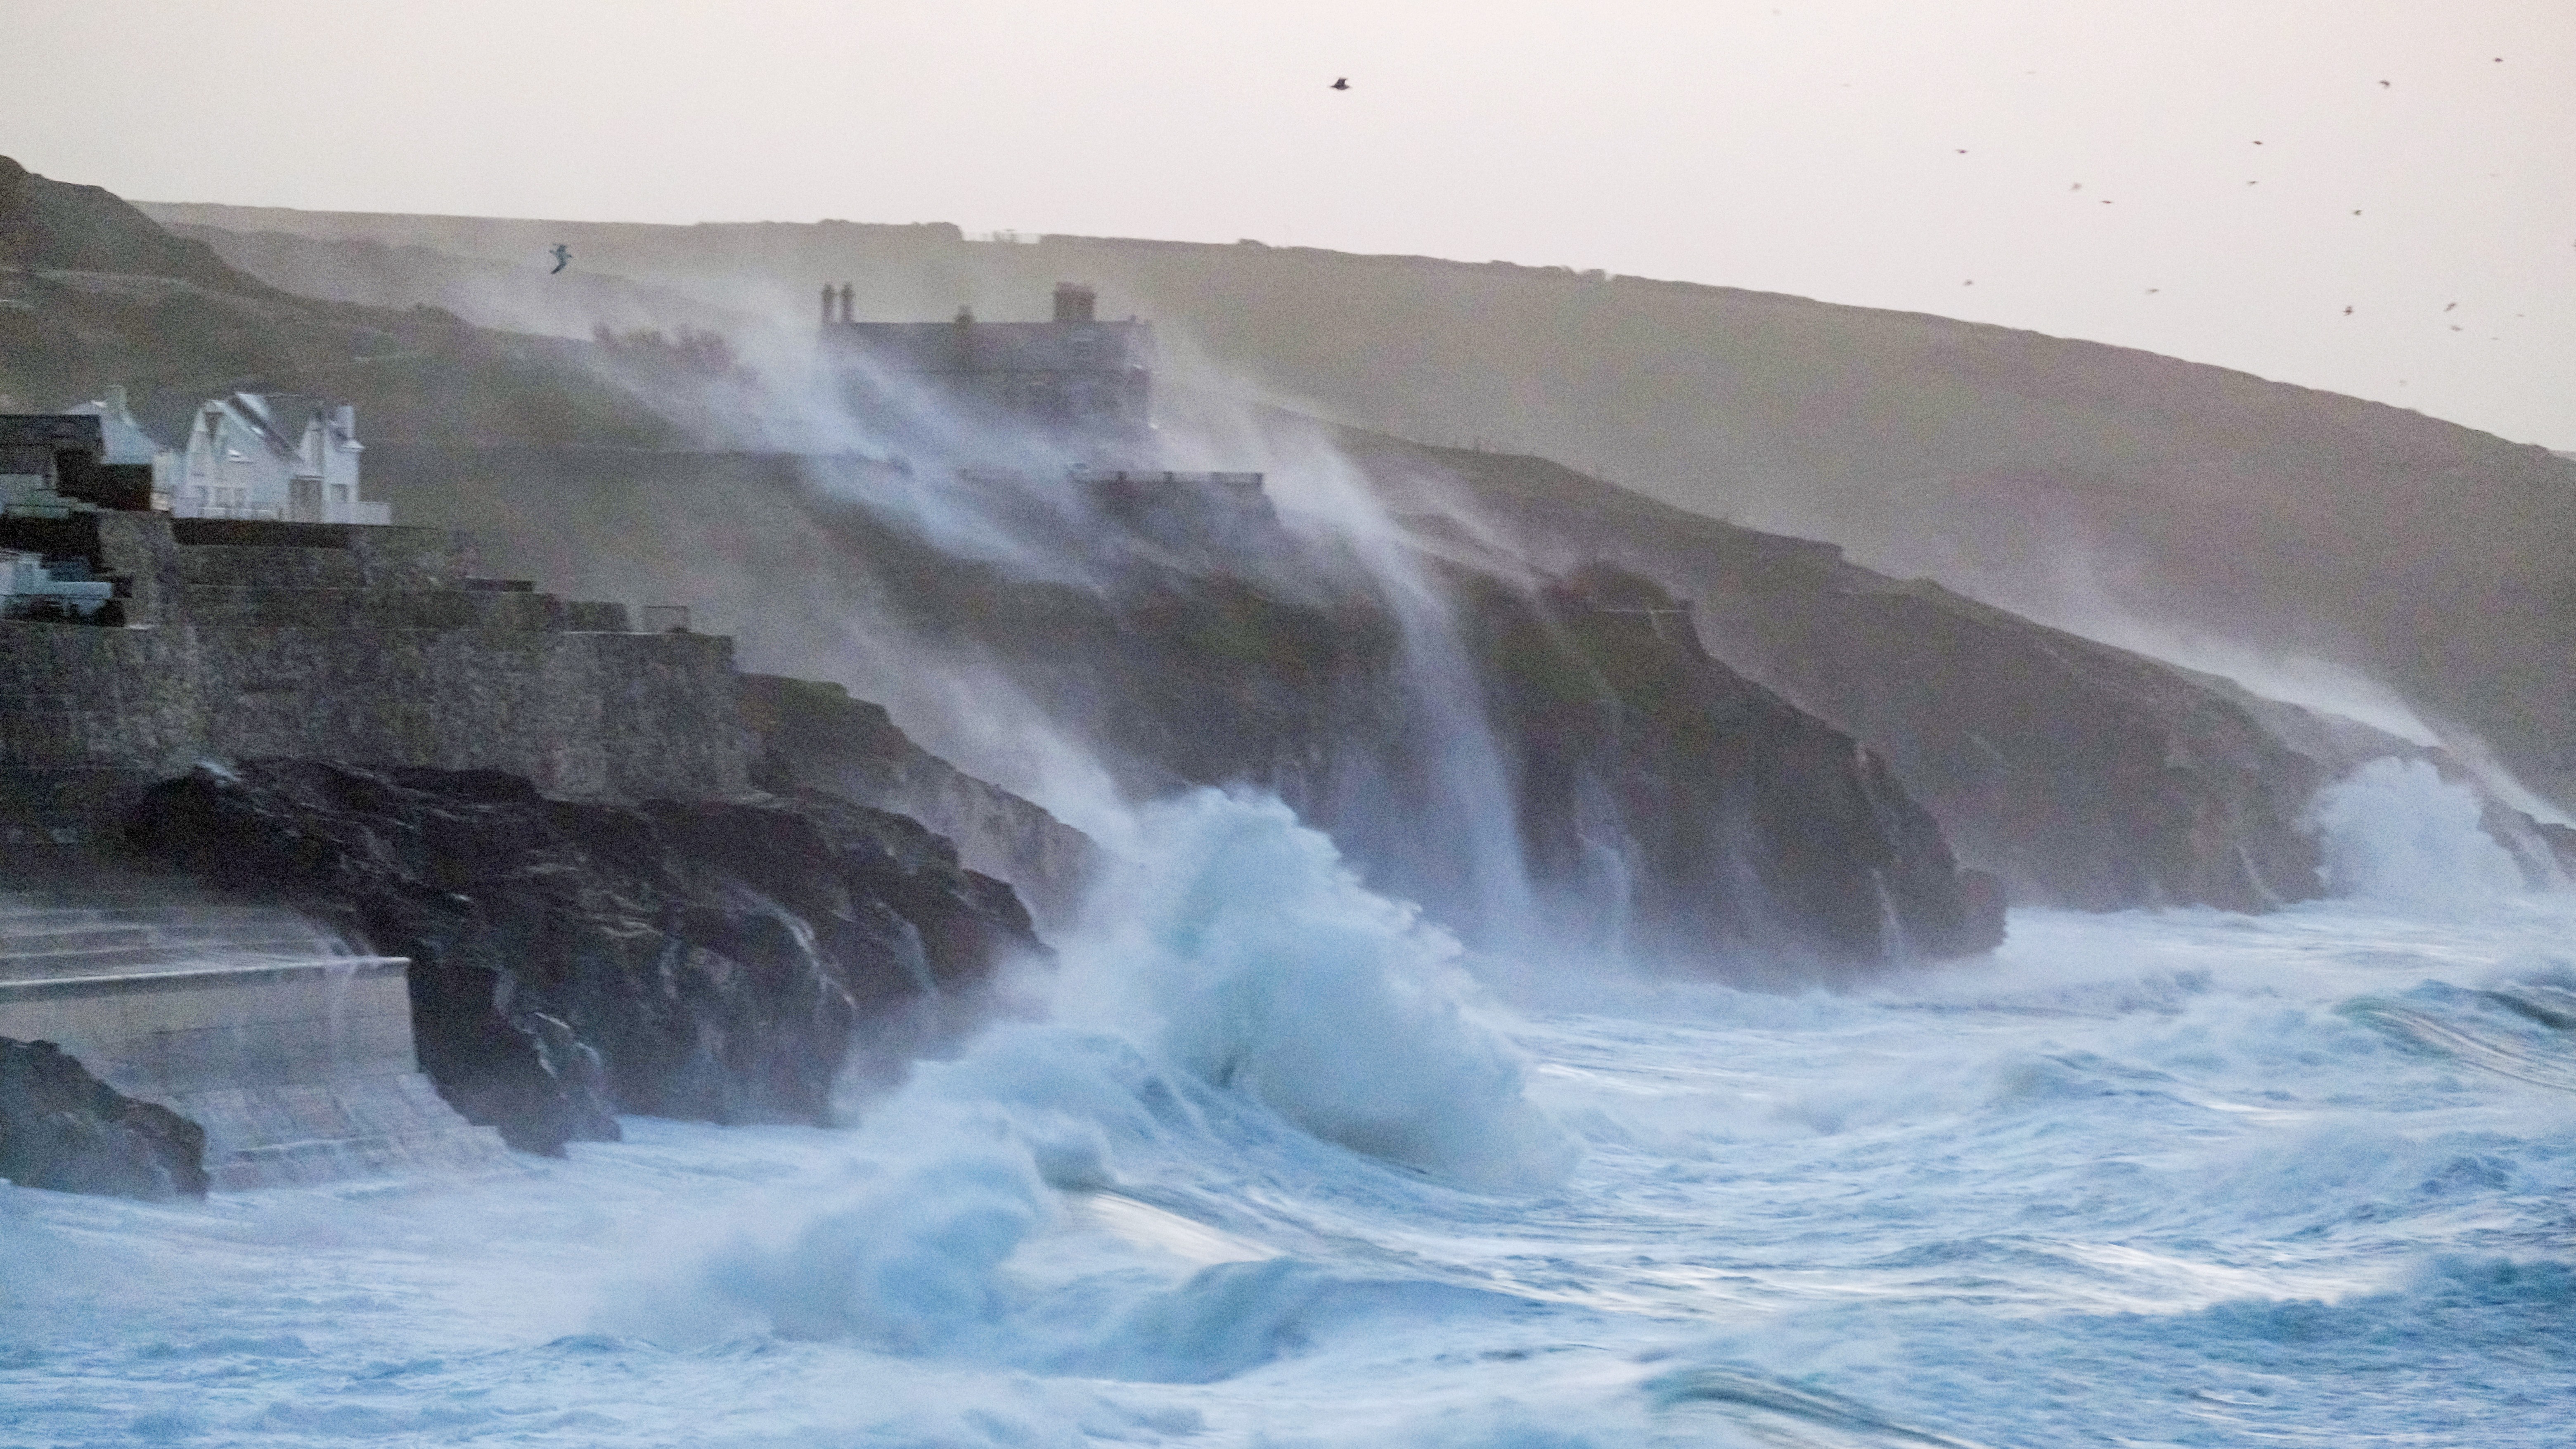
[0,1035,208,1200]
[793,485,2000,969]
[366,446,2003,972]
[740,675,1102,933]
[1348,437,2344,912]
[124,761,1042,1155]
[1471,565,2004,968]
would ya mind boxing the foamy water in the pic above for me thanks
[5,785,2573,1446]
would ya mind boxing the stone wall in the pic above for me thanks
[0,515,749,832]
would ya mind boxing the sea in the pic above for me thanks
[4,763,2571,1447]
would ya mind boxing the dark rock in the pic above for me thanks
[741,675,1101,932]
[791,480,1997,968]
[362,446,2001,972]
[1469,565,2003,967]
[1353,438,2338,912]
[0,1037,208,1200]
[123,761,1042,1155]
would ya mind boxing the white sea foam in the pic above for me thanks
[6,804,2576,1445]
[2307,756,2528,904]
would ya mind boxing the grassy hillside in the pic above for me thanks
[149,198,2576,809]
[0,158,673,447]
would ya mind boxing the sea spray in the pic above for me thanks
[598,786,1570,1357]
[1063,788,1574,1193]
[2306,758,2526,905]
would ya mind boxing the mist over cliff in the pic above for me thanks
[145,201,2576,818]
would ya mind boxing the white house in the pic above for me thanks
[176,392,387,524]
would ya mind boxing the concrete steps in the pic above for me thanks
[0,881,517,1189]
[0,893,355,982]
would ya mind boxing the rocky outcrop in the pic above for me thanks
[0,1036,208,1200]
[1468,566,2003,968]
[149,190,2576,812]
[1351,437,2345,912]
[123,761,1042,1154]
[783,479,1998,968]
[358,445,2003,971]
[2223,687,2576,890]
[740,675,1102,931]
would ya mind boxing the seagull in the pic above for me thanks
[2378,79,2391,88]
[2343,305,2354,315]
[549,244,571,275]
[1330,77,1350,91]
[2445,302,2457,311]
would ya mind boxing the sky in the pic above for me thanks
[7,0,2571,449]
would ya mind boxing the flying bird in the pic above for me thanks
[1330,77,1350,91]
[2343,305,2354,315]
[549,244,571,275]
[2445,302,2457,311]
[2378,79,2391,88]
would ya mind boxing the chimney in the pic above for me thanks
[1052,282,1097,323]
[839,283,854,324]
[334,404,356,437]
[820,283,835,327]
[105,384,128,418]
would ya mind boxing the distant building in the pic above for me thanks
[175,392,386,524]
[819,282,1153,466]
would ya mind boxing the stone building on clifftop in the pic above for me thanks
[819,280,1154,467]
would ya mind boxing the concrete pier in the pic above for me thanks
[0,885,513,1189]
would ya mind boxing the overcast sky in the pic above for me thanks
[9,1,2571,448]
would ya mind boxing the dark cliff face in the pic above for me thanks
[0,1036,208,1200]
[359,445,2001,970]
[1346,436,2341,913]
[739,675,1102,932]
[1469,566,2003,968]
[124,762,1042,1154]
[771,481,1998,969]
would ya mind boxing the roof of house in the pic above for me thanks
[65,395,168,464]
[200,392,348,462]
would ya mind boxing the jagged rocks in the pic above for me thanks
[124,761,1042,1155]
[740,675,1101,931]
[1466,565,2004,968]
[0,1036,208,1200]
[1355,439,2341,912]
